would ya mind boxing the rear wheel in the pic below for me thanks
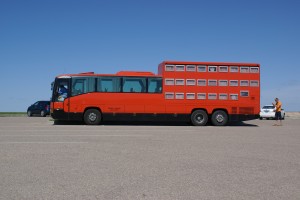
[40,110,46,117]
[84,109,101,125]
[27,110,32,117]
[191,110,208,126]
[211,110,228,126]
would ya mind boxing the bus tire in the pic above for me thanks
[191,110,208,126]
[211,110,228,126]
[84,109,101,125]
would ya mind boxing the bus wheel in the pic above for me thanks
[84,109,101,125]
[191,110,208,126]
[211,110,228,126]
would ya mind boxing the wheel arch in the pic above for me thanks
[84,107,102,114]
[83,107,103,122]
[212,108,229,115]
[191,108,208,114]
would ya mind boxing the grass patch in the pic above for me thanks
[0,112,27,117]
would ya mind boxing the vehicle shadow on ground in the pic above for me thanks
[53,120,189,126]
[52,120,258,127]
[227,121,258,127]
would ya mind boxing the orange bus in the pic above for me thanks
[51,61,260,126]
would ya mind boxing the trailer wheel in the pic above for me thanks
[84,109,101,125]
[211,110,228,126]
[191,110,208,126]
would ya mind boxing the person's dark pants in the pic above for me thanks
[275,111,282,120]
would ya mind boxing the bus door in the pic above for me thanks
[51,77,71,119]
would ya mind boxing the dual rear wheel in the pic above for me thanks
[191,110,228,126]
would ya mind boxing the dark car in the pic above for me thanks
[27,101,50,117]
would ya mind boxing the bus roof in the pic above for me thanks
[116,71,155,76]
[55,60,260,78]
[56,71,157,78]
[161,60,260,67]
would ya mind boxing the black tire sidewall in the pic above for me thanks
[84,109,101,125]
[191,110,208,126]
[211,110,228,126]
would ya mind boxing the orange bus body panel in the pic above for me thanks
[51,61,260,124]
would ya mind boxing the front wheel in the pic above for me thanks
[27,110,32,117]
[211,110,228,126]
[191,110,208,126]
[84,109,101,125]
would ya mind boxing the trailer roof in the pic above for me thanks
[161,60,260,66]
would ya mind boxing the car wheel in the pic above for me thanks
[27,110,32,117]
[40,110,46,117]
[84,109,101,125]
[211,110,228,126]
[191,110,208,126]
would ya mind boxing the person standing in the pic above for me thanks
[272,98,282,126]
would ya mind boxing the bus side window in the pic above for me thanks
[123,77,146,93]
[98,77,121,92]
[155,87,162,93]
[148,78,162,93]
[72,79,85,96]
[72,77,95,96]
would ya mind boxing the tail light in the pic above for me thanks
[45,105,50,110]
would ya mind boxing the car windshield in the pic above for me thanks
[263,106,275,109]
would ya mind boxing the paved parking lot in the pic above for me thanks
[0,117,299,200]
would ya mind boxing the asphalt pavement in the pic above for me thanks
[0,117,299,200]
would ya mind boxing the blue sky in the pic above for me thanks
[0,0,299,112]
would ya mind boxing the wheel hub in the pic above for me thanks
[196,114,204,123]
[88,113,97,122]
[216,114,224,123]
